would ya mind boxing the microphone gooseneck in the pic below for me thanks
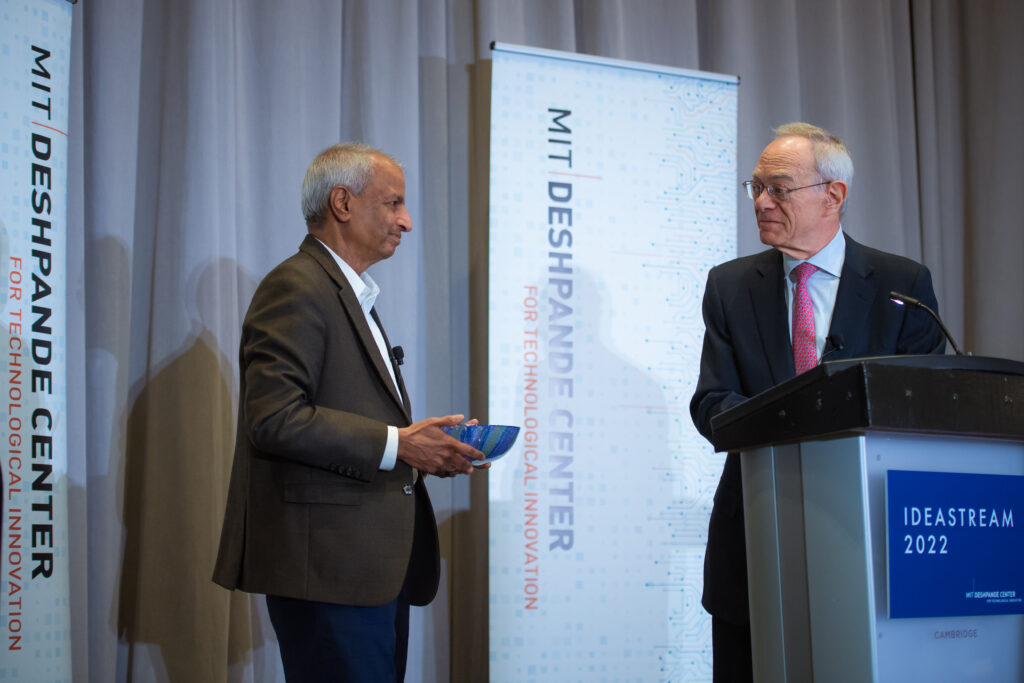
[888,291,964,356]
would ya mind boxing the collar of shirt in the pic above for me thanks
[315,238,381,315]
[782,226,846,279]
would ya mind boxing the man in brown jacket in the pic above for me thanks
[213,143,484,682]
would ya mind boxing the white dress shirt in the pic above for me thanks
[782,227,846,364]
[316,239,400,471]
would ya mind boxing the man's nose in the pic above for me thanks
[754,189,777,211]
[398,206,412,232]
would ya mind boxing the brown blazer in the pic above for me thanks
[213,235,440,607]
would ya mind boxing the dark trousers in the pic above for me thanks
[266,594,411,683]
[712,615,753,683]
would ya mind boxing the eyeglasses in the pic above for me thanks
[742,180,830,201]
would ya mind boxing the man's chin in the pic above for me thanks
[758,229,780,247]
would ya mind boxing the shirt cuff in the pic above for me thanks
[379,425,399,470]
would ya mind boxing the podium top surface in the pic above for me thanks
[710,355,1024,452]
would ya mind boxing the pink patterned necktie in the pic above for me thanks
[791,262,819,374]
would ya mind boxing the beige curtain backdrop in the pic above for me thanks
[65,1,1023,681]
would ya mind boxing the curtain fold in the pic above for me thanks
[957,3,1024,359]
[911,0,967,344]
[69,1,1023,680]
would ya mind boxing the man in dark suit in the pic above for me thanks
[213,142,485,682]
[690,123,945,682]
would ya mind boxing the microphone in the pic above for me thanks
[392,345,405,366]
[888,291,963,355]
[820,333,846,362]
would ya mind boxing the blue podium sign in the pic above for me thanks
[886,470,1024,618]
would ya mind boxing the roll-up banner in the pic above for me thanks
[1,0,73,680]
[488,43,737,681]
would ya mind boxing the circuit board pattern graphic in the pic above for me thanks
[489,47,737,682]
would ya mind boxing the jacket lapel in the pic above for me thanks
[826,236,875,357]
[749,250,795,384]
[299,236,412,421]
[371,308,412,417]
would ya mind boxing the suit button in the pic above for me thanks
[403,484,413,495]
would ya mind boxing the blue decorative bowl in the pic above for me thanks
[442,424,520,466]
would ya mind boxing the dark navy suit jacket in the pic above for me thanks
[690,234,945,624]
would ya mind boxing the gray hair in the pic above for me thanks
[773,123,854,211]
[300,142,401,225]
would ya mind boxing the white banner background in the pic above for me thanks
[1,0,72,680]
[488,44,736,682]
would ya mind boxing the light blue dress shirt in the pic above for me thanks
[782,227,847,364]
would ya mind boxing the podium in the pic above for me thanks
[711,355,1024,683]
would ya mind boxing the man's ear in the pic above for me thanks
[824,180,848,215]
[329,186,353,222]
